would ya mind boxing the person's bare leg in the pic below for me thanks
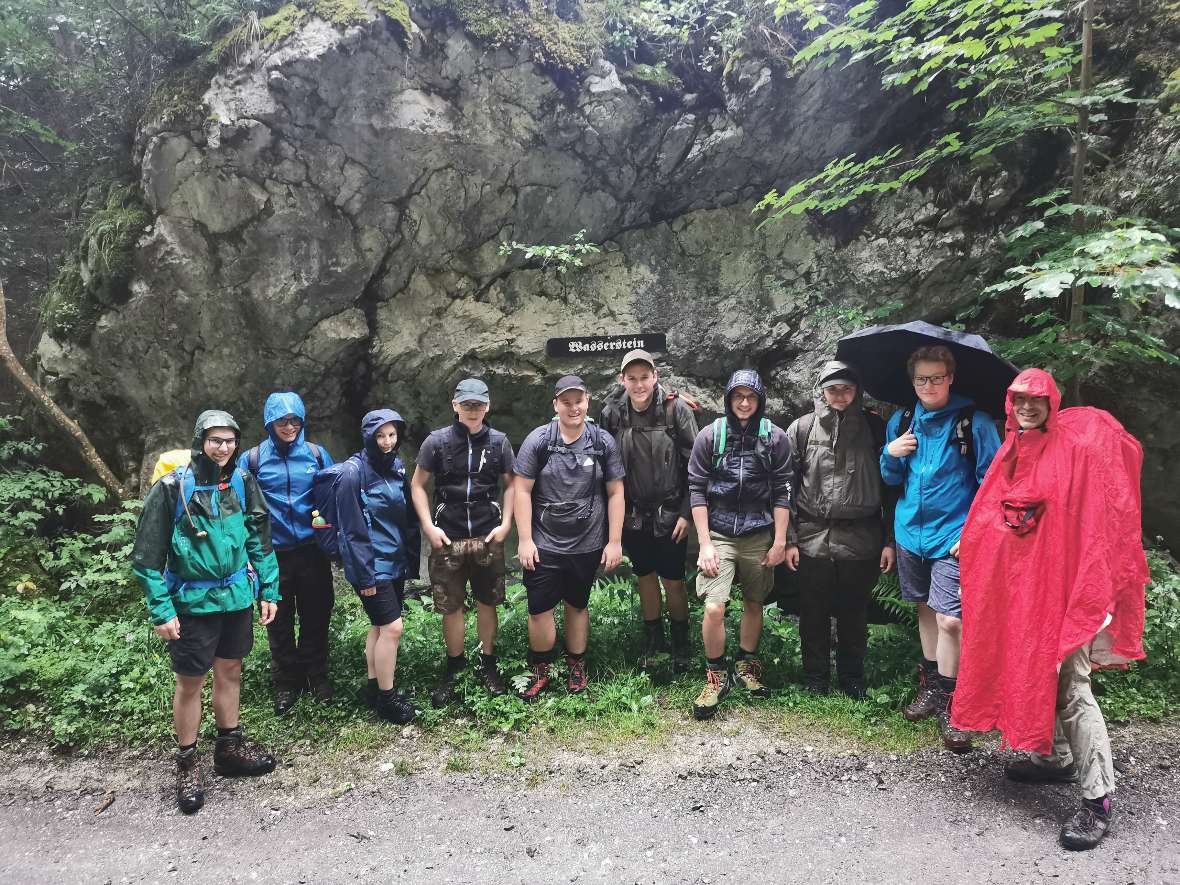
[211,658,242,728]
[442,609,466,657]
[528,611,557,652]
[935,613,962,677]
[702,603,727,658]
[365,626,377,679]
[917,602,938,660]
[738,603,763,653]
[372,619,403,690]
[663,579,689,622]
[475,602,498,655]
[173,674,205,745]
[564,604,589,655]
[637,573,662,620]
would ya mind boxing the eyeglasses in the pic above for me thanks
[913,374,950,387]
[457,401,487,410]
[274,417,303,428]
[205,437,238,449]
[731,393,759,403]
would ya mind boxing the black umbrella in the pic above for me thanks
[835,321,1019,417]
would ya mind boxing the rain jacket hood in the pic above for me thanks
[264,391,307,450]
[361,409,406,473]
[724,369,766,429]
[190,409,242,482]
[952,368,1148,753]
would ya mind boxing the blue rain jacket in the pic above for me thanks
[336,409,421,590]
[879,392,1001,559]
[249,392,335,549]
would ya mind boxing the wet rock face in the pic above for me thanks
[32,11,1178,545]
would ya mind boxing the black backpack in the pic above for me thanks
[894,405,977,473]
[534,419,608,494]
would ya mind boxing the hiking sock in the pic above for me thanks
[706,655,728,672]
[669,619,690,645]
[644,618,663,637]
[922,658,938,678]
[736,645,758,661]
[479,653,498,671]
[528,647,557,667]
[368,677,378,696]
[177,740,197,754]
[937,674,957,694]
[1084,796,1112,816]
[445,653,467,675]
[566,650,586,663]
[216,725,241,739]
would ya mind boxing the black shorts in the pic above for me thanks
[359,579,404,626]
[523,550,602,615]
[168,607,254,677]
[622,528,687,581]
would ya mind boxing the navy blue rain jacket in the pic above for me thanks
[250,391,335,549]
[687,369,793,538]
[336,409,421,590]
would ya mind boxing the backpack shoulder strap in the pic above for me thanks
[171,465,192,525]
[863,407,886,453]
[794,412,817,472]
[307,442,323,471]
[711,417,727,468]
[231,468,248,511]
[954,405,977,466]
[897,408,915,437]
[246,445,260,475]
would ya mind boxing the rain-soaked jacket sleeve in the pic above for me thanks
[132,478,178,625]
[687,425,715,509]
[770,427,793,510]
[674,399,699,520]
[879,411,906,487]
[335,463,377,590]
[242,471,280,602]
[972,413,1002,486]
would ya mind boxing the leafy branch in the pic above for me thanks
[498,229,602,274]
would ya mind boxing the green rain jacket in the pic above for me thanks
[133,410,280,625]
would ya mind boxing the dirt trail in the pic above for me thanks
[2,721,1178,884]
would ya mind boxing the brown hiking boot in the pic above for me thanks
[175,747,204,814]
[520,661,552,702]
[212,728,276,777]
[903,666,940,722]
[475,657,507,696]
[692,667,733,720]
[733,657,770,698]
[938,694,973,753]
[308,677,333,704]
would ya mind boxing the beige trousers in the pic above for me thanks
[1032,642,1117,799]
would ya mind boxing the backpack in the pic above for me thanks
[164,464,258,600]
[534,419,609,495]
[149,449,191,487]
[793,407,886,474]
[711,416,773,470]
[895,405,977,474]
[309,458,363,559]
[245,442,324,474]
[603,388,700,443]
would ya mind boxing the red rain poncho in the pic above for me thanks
[951,368,1148,753]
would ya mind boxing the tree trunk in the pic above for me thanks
[0,275,126,500]
[1067,0,1095,406]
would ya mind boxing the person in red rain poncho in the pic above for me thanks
[952,368,1147,851]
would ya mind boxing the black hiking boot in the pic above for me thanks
[838,676,867,700]
[803,673,831,696]
[475,655,507,696]
[431,655,467,707]
[639,620,668,671]
[273,684,303,717]
[175,746,205,814]
[375,688,417,724]
[1061,798,1112,851]
[669,620,692,675]
[937,692,973,753]
[1004,756,1079,784]
[308,677,333,704]
[903,665,940,721]
[213,728,276,777]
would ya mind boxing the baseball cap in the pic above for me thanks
[553,375,587,398]
[819,366,860,389]
[619,349,656,373]
[453,378,490,403]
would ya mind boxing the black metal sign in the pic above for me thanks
[546,333,668,359]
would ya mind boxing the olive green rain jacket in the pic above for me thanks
[132,410,280,625]
[786,362,896,561]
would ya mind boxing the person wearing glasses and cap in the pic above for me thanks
[132,409,281,815]
[244,392,336,716]
[599,349,699,673]
[411,378,516,706]
[513,375,626,700]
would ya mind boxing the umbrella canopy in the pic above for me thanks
[835,321,1019,416]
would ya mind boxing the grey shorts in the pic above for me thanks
[896,546,961,618]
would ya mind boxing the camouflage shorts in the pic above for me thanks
[428,538,507,615]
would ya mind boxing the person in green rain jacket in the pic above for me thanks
[133,409,281,815]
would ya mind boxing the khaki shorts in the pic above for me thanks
[428,538,507,615]
[696,530,774,608]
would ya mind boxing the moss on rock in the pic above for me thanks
[438,0,600,72]
[310,0,369,29]
[376,0,414,46]
[260,4,310,47]
[1161,69,1180,114]
[142,60,217,130]
[623,62,683,95]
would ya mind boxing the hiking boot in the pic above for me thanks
[838,676,867,700]
[803,673,831,696]
[273,685,302,717]
[1060,800,1112,851]
[566,656,588,695]
[361,678,378,709]
[375,688,417,724]
[669,621,692,675]
[937,695,973,753]
[692,667,733,720]
[519,661,552,702]
[903,667,940,722]
[308,677,333,704]
[733,657,770,699]
[213,728,276,777]
[175,747,204,815]
[639,622,668,671]
[430,673,459,708]
[475,658,507,697]
[1004,756,1079,784]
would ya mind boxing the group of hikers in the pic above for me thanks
[132,344,1148,852]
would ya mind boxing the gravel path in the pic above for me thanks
[2,721,1178,884]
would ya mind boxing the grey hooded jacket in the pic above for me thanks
[786,361,896,560]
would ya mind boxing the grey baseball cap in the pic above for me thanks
[619,348,656,373]
[553,375,587,398]
[453,378,490,403]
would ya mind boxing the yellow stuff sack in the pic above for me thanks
[150,449,191,485]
